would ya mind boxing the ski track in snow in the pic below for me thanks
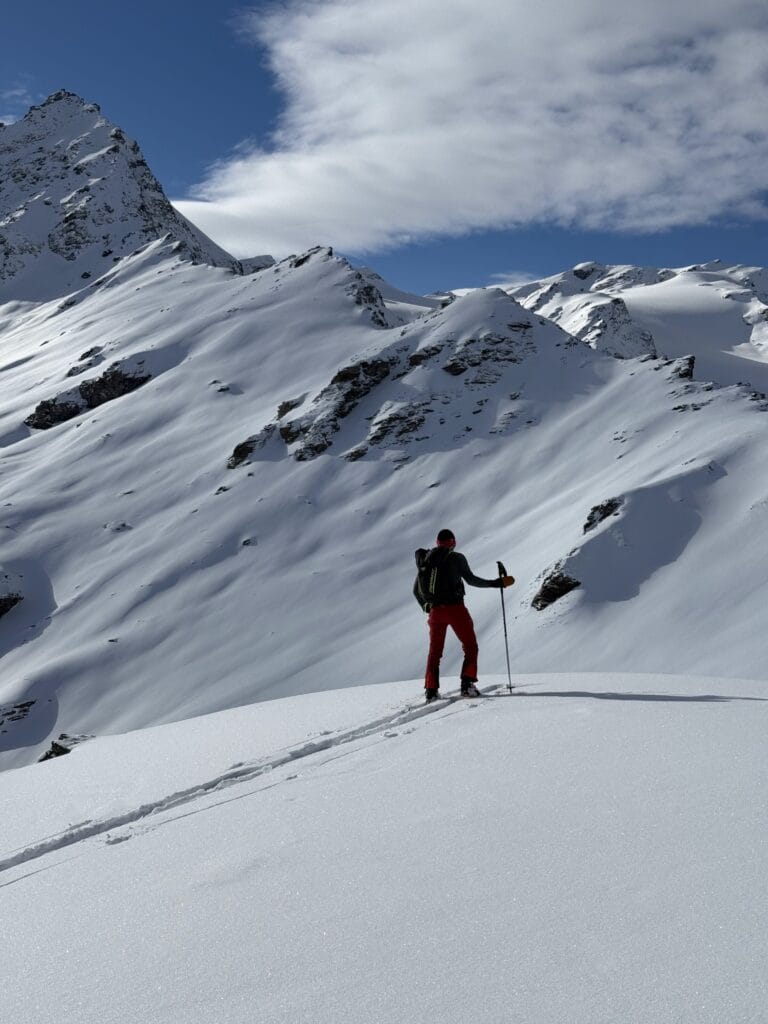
[0,689,499,876]
[3,680,759,880]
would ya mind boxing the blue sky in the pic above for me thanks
[4,1,768,294]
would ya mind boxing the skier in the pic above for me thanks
[414,528,515,701]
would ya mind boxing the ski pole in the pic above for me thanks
[497,561,514,693]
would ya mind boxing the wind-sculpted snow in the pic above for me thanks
[533,461,725,609]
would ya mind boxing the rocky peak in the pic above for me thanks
[0,91,239,302]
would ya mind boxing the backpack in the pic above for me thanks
[414,546,457,609]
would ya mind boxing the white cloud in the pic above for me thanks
[487,271,541,290]
[174,0,768,257]
[0,79,37,124]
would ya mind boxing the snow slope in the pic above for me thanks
[2,673,766,1024]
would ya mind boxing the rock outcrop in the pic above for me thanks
[0,567,23,619]
[531,570,582,610]
[37,733,93,761]
[26,361,152,430]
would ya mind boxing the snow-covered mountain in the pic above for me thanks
[506,259,768,390]
[2,93,768,773]
[0,91,246,303]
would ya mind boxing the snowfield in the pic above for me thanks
[2,673,766,1024]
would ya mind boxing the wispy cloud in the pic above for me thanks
[174,0,768,258]
[487,271,541,291]
[0,78,37,124]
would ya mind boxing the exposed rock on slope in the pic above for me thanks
[532,570,581,610]
[25,360,152,429]
[506,264,657,359]
[37,732,93,761]
[0,567,23,619]
[583,498,624,533]
[555,295,657,358]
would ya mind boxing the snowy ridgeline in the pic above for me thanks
[2,91,768,773]
[1,674,766,1023]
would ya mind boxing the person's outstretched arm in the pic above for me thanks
[456,553,514,589]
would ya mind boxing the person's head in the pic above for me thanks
[436,528,456,549]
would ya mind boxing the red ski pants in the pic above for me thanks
[424,604,479,690]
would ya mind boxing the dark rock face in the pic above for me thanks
[0,699,34,730]
[278,422,303,445]
[670,355,695,380]
[0,592,23,618]
[441,329,534,378]
[79,366,150,407]
[345,271,389,328]
[276,397,304,420]
[281,356,398,461]
[227,424,277,467]
[38,738,73,761]
[37,732,93,762]
[227,439,257,469]
[572,262,600,281]
[25,399,82,429]
[408,344,444,368]
[442,360,467,376]
[367,401,431,446]
[532,571,581,610]
[289,245,331,269]
[343,446,368,462]
[583,497,624,533]
[329,358,393,411]
[25,363,152,429]
[65,345,104,377]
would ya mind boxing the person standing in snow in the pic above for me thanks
[414,528,515,701]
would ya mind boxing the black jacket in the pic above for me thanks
[413,547,500,610]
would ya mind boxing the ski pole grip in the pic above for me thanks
[497,560,507,578]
